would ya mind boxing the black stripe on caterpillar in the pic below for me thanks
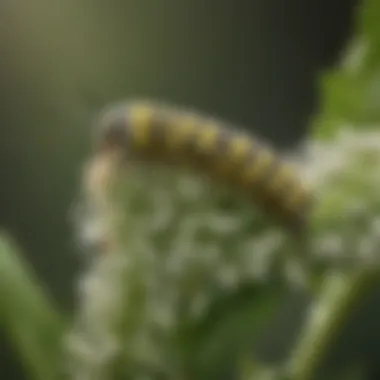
[93,100,313,232]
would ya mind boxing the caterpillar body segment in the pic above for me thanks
[95,100,312,231]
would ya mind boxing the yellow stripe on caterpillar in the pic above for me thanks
[165,113,197,150]
[129,104,154,149]
[267,164,296,193]
[228,135,253,162]
[195,122,220,152]
[242,149,275,184]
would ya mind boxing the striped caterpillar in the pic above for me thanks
[93,100,313,232]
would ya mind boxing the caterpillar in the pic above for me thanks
[93,100,313,232]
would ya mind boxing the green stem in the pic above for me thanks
[0,233,66,380]
[287,267,380,380]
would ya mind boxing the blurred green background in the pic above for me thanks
[0,0,369,379]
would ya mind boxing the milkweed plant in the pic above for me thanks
[1,1,380,379]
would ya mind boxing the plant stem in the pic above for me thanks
[287,267,380,380]
[0,233,66,380]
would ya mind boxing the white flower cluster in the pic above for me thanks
[67,126,380,379]
[296,127,380,265]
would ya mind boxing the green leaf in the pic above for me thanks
[311,0,380,140]
[0,233,66,380]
